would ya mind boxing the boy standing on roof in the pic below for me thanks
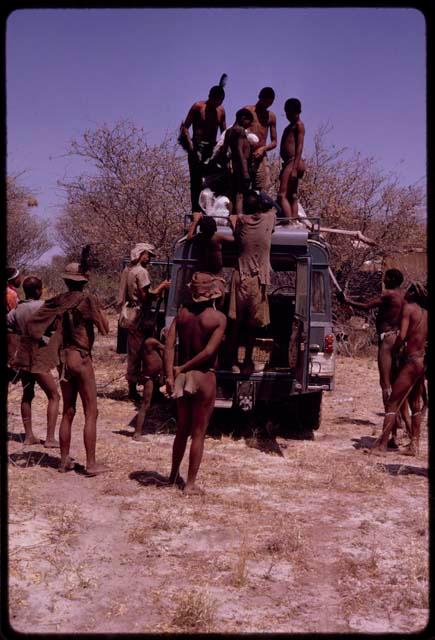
[278,98,306,221]
[222,109,255,215]
[243,87,277,192]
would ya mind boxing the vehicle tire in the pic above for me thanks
[276,391,322,434]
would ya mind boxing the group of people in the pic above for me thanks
[7,263,109,476]
[179,80,305,221]
[339,269,428,456]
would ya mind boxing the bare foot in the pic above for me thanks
[132,434,149,442]
[183,484,205,496]
[370,445,388,457]
[58,457,76,473]
[44,439,60,449]
[399,443,417,457]
[23,435,41,445]
[85,463,110,477]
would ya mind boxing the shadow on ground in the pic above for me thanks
[7,431,25,443]
[129,469,185,489]
[375,463,428,478]
[337,417,377,427]
[9,450,61,470]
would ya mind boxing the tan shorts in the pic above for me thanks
[252,155,271,192]
[228,270,270,327]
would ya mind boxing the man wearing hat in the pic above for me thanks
[28,262,109,476]
[6,266,21,312]
[120,242,170,403]
[163,272,226,495]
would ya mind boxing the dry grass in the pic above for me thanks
[231,535,249,587]
[171,588,217,632]
[265,521,303,558]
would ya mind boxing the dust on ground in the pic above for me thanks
[7,316,428,634]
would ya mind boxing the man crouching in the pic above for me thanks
[164,272,227,495]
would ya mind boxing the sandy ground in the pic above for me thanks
[7,318,428,634]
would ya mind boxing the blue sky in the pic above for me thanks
[6,8,426,262]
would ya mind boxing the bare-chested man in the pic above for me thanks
[164,273,227,495]
[371,283,427,456]
[133,337,164,442]
[180,83,227,214]
[340,269,406,412]
[29,263,109,476]
[222,108,254,215]
[278,98,306,221]
[243,87,277,192]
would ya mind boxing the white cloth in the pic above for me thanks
[130,242,155,262]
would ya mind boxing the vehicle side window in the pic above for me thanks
[311,270,326,314]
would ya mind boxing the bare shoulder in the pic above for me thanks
[296,119,305,133]
[201,307,227,327]
[269,110,277,124]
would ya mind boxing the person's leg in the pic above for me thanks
[371,362,418,454]
[378,338,393,411]
[34,372,60,447]
[127,328,144,401]
[58,379,78,472]
[277,164,293,220]
[75,353,108,476]
[184,371,216,494]
[288,176,300,219]
[169,397,192,485]
[401,376,425,456]
[133,378,154,441]
[20,373,39,444]
[188,152,202,214]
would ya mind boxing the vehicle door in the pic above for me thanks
[289,256,312,391]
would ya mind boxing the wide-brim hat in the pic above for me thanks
[130,242,156,262]
[187,272,224,302]
[62,262,89,282]
[7,267,20,281]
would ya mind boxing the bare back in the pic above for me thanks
[402,303,427,355]
[177,306,226,370]
[376,289,406,333]
[142,338,164,377]
[188,101,225,146]
[225,125,250,171]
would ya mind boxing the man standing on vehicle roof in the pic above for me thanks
[242,87,277,193]
[179,76,227,215]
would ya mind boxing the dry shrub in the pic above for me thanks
[47,505,82,542]
[231,536,249,587]
[266,521,302,558]
[127,526,150,545]
[171,588,216,632]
